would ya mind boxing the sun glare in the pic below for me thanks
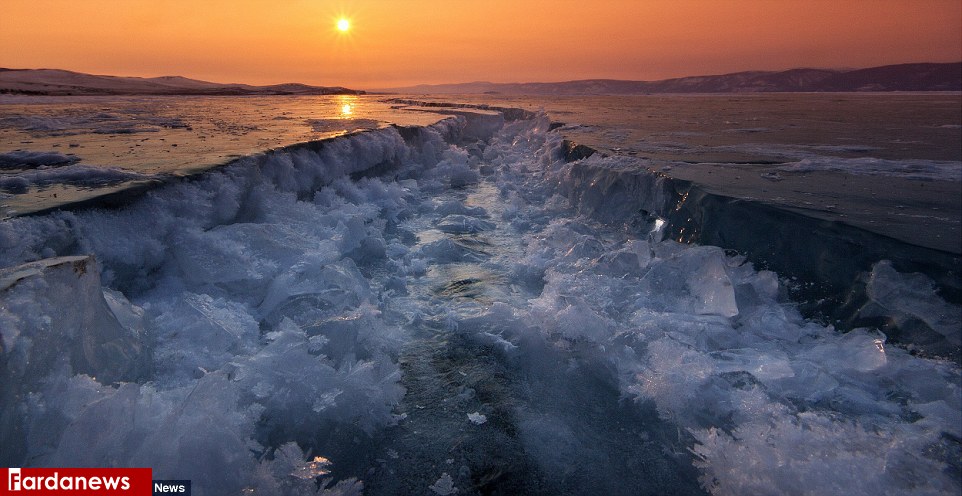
[337,18,350,32]
[338,95,356,118]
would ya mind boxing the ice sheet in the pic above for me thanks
[0,106,958,495]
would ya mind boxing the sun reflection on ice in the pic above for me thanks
[338,95,357,118]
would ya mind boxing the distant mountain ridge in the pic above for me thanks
[2,62,958,96]
[379,62,962,95]
[0,68,364,96]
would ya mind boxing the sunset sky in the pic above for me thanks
[1,0,960,89]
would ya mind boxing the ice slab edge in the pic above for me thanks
[554,139,962,358]
[13,107,507,219]
[0,255,149,463]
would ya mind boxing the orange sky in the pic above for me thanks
[1,0,959,89]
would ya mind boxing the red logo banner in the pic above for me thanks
[0,468,152,496]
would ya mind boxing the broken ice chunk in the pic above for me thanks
[0,255,148,385]
[862,260,961,352]
[467,412,487,425]
[687,249,739,318]
[436,215,495,234]
[429,473,458,495]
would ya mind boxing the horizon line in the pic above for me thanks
[3,60,961,91]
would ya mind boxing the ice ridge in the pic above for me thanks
[0,107,958,495]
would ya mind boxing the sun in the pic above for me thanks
[336,18,350,32]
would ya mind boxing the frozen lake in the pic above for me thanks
[0,95,960,495]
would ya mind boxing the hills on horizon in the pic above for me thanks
[0,68,364,96]
[0,62,959,97]
[380,62,962,95]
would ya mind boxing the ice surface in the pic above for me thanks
[0,150,80,168]
[0,106,959,495]
[307,118,382,133]
[0,163,150,193]
[0,112,185,135]
[778,156,962,182]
